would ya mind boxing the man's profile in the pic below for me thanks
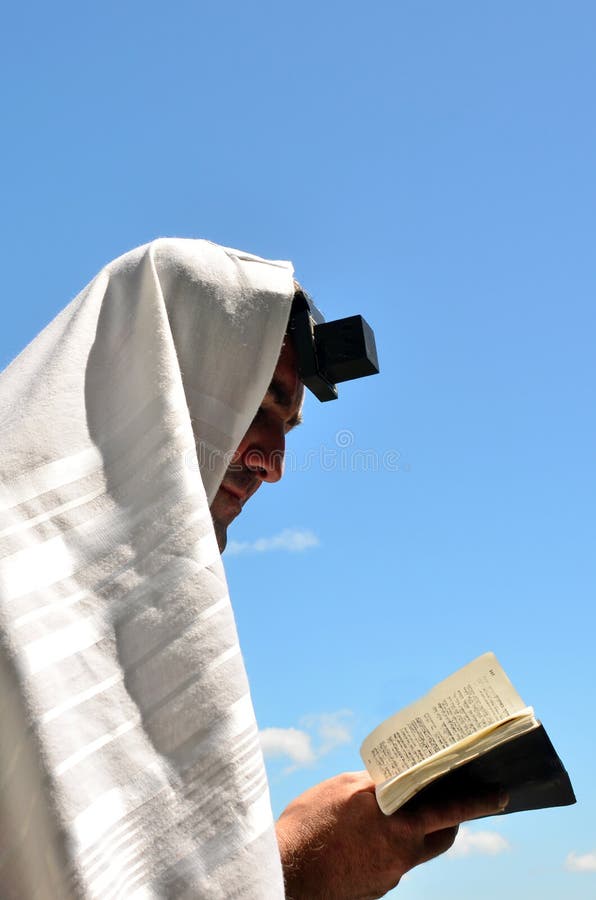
[0,238,504,899]
[210,335,304,553]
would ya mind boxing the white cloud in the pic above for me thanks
[448,826,510,858]
[301,711,353,755]
[566,851,596,873]
[226,528,319,555]
[259,727,316,766]
[260,711,353,773]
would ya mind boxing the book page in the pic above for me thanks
[361,653,527,784]
[376,709,537,815]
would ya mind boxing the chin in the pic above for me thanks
[212,519,227,553]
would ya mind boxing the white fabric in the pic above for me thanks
[0,239,294,899]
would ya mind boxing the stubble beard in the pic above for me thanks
[212,516,228,553]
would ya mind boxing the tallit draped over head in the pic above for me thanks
[0,239,294,899]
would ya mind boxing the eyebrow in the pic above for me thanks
[267,378,303,429]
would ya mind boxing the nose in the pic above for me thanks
[243,427,285,484]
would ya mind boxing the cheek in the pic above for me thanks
[231,424,258,463]
[229,441,246,465]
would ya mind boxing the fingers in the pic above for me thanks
[382,814,459,873]
[347,770,377,792]
[338,770,378,801]
[422,825,459,862]
[406,788,509,835]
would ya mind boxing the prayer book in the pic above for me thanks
[360,652,575,816]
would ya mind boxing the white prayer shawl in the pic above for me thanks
[0,239,294,899]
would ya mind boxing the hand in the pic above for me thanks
[275,771,507,900]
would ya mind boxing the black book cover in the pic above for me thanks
[402,724,576,815]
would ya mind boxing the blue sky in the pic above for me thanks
[2,2,595,896]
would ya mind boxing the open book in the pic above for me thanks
[360,653,575,816]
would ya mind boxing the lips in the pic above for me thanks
[220,484,245,502]
[222,476,262,504]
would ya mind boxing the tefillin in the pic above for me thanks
[288,289,380,402]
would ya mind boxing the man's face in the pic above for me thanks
[210,337,304,551]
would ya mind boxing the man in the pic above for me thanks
[209,318,507,899]
[0,239,504,899]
